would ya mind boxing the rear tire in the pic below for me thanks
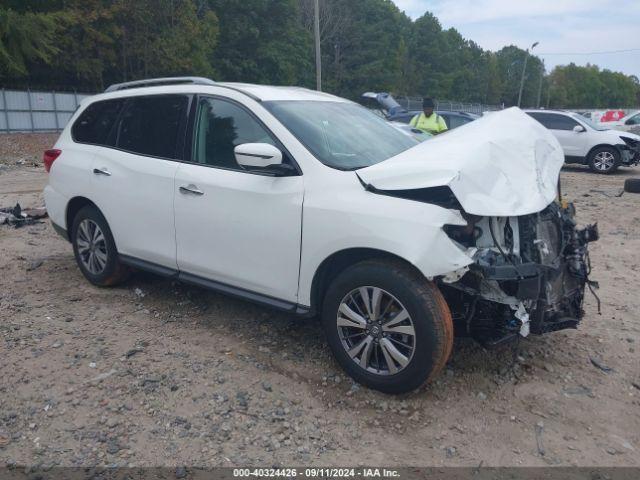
[71,205,129,286]
[588,146,620,174]
[321,259,453,394]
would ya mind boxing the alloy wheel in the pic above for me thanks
[593,151,615,171]
[336,286,416,375]
[76,219,108,275]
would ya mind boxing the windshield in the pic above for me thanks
[264,100,419,170]
[571,113,608,131]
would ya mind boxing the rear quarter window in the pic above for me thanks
[71,99,124,145]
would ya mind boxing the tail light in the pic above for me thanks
[43,149,61,173]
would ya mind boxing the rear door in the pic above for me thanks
[89,94,190,268]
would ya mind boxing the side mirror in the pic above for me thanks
[235,143,282,168]
[573,125,586,133]
[625,119,635,125]
[234,143,295,177]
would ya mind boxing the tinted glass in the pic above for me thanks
[72,99,124,145]
[116,95,188,159]
[193,97,277,169]
[446,114,471,129]
[265,101,418,170]
[527,112,579,131]
[628,113,640,125]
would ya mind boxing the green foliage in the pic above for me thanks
[548,63,638,108]
[207,0,311,85]
[115,0,218,82]
[0,8,61,77]
[1,0,638,108]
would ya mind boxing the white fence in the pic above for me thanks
[0,89,94,133]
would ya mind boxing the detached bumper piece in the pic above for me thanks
[440,203,598,346]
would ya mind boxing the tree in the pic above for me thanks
[115,0,218,83]
[548,63,638,108]
[208,0,312,85]
[2,0,638,109]
[0,8,61,78]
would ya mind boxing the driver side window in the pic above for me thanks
[192,97,278,170]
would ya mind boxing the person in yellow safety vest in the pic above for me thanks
[409,97,448,135]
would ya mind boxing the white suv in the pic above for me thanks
[525,109,640,173]
[44,77,597,393]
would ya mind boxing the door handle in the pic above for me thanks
[93,167,111,176]
[179,184,204,196]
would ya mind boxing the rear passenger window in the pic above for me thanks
[72,99,124,145]
[116,95,188,159]
[528,112,579,131]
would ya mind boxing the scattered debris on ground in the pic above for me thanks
[624,178,640,194]
[590,356,615,374]
[534,421,546,457]
[0,203,47,228]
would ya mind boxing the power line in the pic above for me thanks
[539,47,640,56]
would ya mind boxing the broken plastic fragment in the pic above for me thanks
[514,302,530,337]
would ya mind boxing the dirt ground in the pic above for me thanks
[1,133,639,469]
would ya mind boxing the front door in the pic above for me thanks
[534,112,588,157]
[174,96,304,302]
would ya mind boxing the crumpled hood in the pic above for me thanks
[356,107,564,217]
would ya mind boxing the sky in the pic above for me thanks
[391,0,640,78]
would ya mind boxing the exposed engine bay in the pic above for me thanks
[440,202,599,346]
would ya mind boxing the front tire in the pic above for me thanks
[321,259,453,394]
[71,205,129,286]
[588,146,620,174]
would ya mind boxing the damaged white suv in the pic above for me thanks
[44,77,598,393]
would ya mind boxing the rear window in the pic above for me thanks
[116,95,189,159]
[72,99,124,145]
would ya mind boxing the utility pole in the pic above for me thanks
[314,0,322,91]
[536,60,545,108]
[517,41,539,108]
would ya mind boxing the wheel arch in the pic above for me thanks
[585,143,622,161]
[65,196,101,241]
[309,248,425,316]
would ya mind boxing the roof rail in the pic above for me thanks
[104,76,215,93]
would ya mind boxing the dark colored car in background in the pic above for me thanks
[361,92,479,130]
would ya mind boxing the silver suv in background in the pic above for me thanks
[525,109,640,174]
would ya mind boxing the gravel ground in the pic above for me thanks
[0,133,639,469]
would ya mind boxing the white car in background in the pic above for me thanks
[525,109,640,173]
[604,110,640,135]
